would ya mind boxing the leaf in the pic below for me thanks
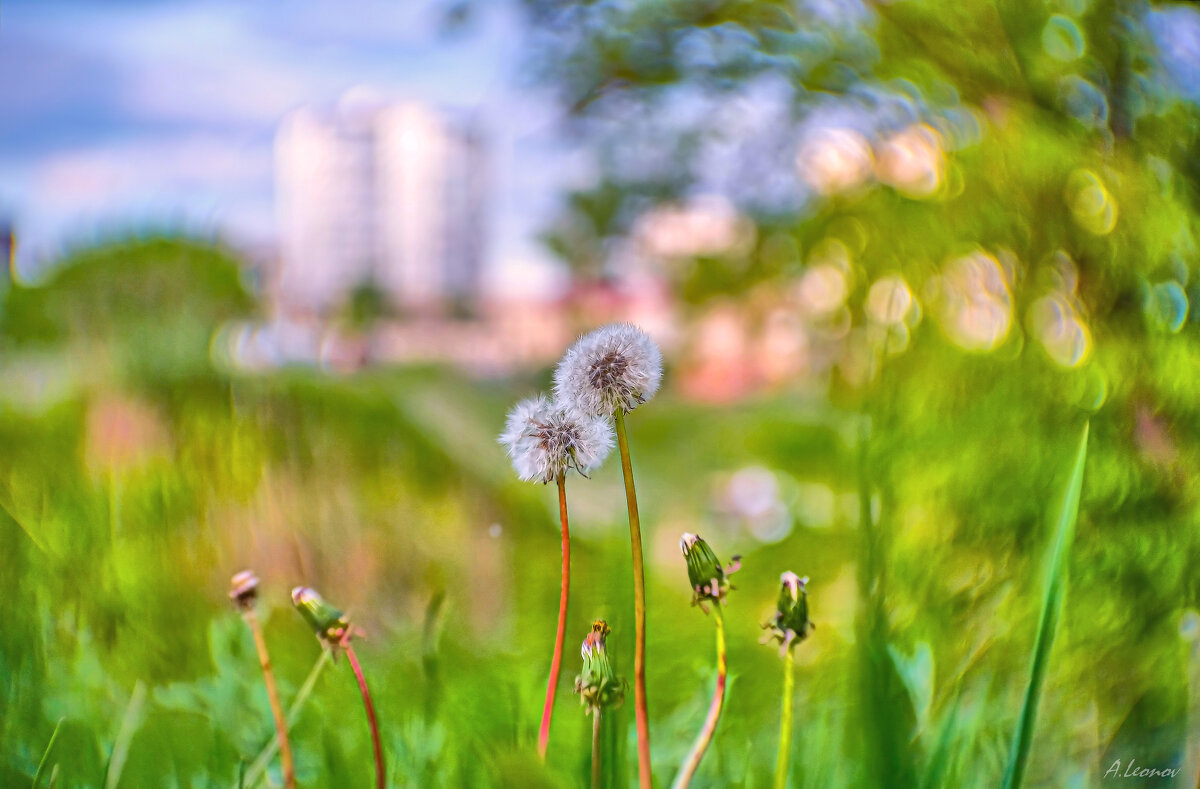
[1001,422,1089,789]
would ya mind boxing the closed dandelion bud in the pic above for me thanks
[680,532,741,612]
[574,620,626,713]
[229,570,260,612]
[764,571,814,653]
[291,586,352,649]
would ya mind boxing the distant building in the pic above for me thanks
[275,92,486,314]
[0,221,13,281]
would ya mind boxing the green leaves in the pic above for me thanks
[1001,421,1089,789]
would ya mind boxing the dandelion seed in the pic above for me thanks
[554,323,663,417]
[499,394,614,483]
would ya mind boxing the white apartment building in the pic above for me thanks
[275,93,486,313]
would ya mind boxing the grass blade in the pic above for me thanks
[104,680,147,789]
[1001,422,1089,789]
[33,717,64,789]
[239,648,333,789]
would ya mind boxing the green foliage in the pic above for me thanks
[1002,423,1089,789]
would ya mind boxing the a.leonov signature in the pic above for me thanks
[1103,759,1181,779]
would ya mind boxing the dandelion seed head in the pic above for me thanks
[554,323,663,416]
[499,394,614,483]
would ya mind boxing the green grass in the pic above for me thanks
[1002,422,1090,789]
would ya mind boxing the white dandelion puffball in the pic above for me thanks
[554,323,663,416]
[499,394,614,483]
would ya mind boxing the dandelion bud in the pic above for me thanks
[291,586,352,648]
[554,323,663,416]
[574,620,626,713]
[229,570,260,611]
[680,533,740,611]
[764,571,814,653]
[499,394,614,483]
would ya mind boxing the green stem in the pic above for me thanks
[33,718,64,789]
[774,649,795,789]
[614,408,652,789]
[592,709,603,789]
[537,473,572,759]
[672,606,727,789]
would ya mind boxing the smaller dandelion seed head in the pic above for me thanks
[554,323,663,416]
[499,394,614,483]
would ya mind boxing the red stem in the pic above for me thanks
[345,643,385,789]
[537,473,571,759]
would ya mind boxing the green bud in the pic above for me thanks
[574,620,625,713]
[764,571,814,652]
[291,586,351,647]
[680,532,740,610]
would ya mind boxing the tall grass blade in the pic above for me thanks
[104,680,147,789]
[240,649,332,789]
[1001,422,1089,789]
[33,717,64,789]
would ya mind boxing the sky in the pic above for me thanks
[0,0,576,295]
[4,0,1199,297]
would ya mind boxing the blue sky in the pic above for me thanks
[0,0,575,293]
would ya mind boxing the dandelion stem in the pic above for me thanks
[240,651,331,789]
[345,643,385,789]
[243,609,295,789]
[538,473,572,759]
[672,605,727,789]
[614,408,652,788]
[774,648,795,789]
[592,709,603,789]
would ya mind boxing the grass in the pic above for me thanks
[1002,422,1090,789]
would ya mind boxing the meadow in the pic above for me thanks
[1,235,1196,788]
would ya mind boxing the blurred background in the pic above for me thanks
[4,0,1200,786]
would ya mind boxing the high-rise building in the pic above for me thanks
[275,93,486,313]
[0,221,14,282]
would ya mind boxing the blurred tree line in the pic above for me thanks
[490,0,1200,784]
